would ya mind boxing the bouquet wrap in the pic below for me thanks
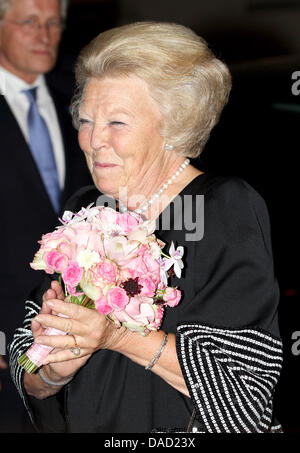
[18,294,95,373]
[19,326,66,374]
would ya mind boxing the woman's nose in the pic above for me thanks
[90,125,110,151]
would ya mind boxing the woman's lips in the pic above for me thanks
[94,162,118,169]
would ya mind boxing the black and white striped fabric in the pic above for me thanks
[176,323,283,433]
[8,300,40,422]
[9,301,283,433]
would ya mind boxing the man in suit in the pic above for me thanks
[0,0,93,431]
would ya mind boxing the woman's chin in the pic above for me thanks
[92,177,121,199]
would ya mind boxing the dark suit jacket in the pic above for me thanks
[0,77,94,341]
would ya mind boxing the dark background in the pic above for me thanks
[51,0,299,433]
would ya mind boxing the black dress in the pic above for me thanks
[9,173,283,433]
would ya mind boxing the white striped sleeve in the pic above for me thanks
[8,300,40,424]
[176,323,283,433]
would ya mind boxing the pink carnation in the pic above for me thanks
[92,260,117,284]
[107,287,129,311]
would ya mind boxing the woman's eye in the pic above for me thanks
[79,119,91,125]
[110,121,125,126]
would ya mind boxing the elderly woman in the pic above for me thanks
[9,22,282,433]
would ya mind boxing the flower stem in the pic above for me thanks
[18,353,38,374]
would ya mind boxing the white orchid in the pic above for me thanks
[161,241,184,279]
[128,219,156,242]
[159,265,169,287]
[60,203,96,225]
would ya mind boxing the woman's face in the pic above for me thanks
[78,75,165,200]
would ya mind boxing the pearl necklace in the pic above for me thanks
[119,158,190,215]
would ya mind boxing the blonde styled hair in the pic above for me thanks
[71,21,232,158]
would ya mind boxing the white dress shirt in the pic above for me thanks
[1,66,66,189]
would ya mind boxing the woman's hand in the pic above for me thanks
[30,281,91,381]
[25,281,93,399]
[32,290,130,378]
[26,280,129,399]
[27,280,189,399]
[31,280,64,342]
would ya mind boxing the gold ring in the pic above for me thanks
[70,335,81,356]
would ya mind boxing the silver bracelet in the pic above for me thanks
[145,333,169,371]
[38,367,74,387]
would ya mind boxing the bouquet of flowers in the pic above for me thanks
[18,204,184,374]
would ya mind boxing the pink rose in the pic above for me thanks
[163,287,182,307]
[95,296,113,315]
[86,228,105,256]
[122,254,149,279]
[57,241,78,261]
[139,277,156,297]
[125,296,155,324]
[110,310,142,328]
[66,285,84,297]
[135,302,155,324]
[116,212,140,234]
[111,299,165,333]
[92,260,117,285]
[142,251,161,284]
[105,236,140,266]
[62,261,83,288]
[39,229,65,249]
[45,251,68,274]
[107,287,129,311]
[113,299,154,326]
[63,223,92,248]
[123,296,141,317]
[98,208,118,224]
[118,267,133,282]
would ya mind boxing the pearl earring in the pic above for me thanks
[164,143,174,152]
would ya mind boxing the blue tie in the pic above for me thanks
[23,87,61,213]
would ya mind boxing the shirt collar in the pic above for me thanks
[0,65,47,99]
